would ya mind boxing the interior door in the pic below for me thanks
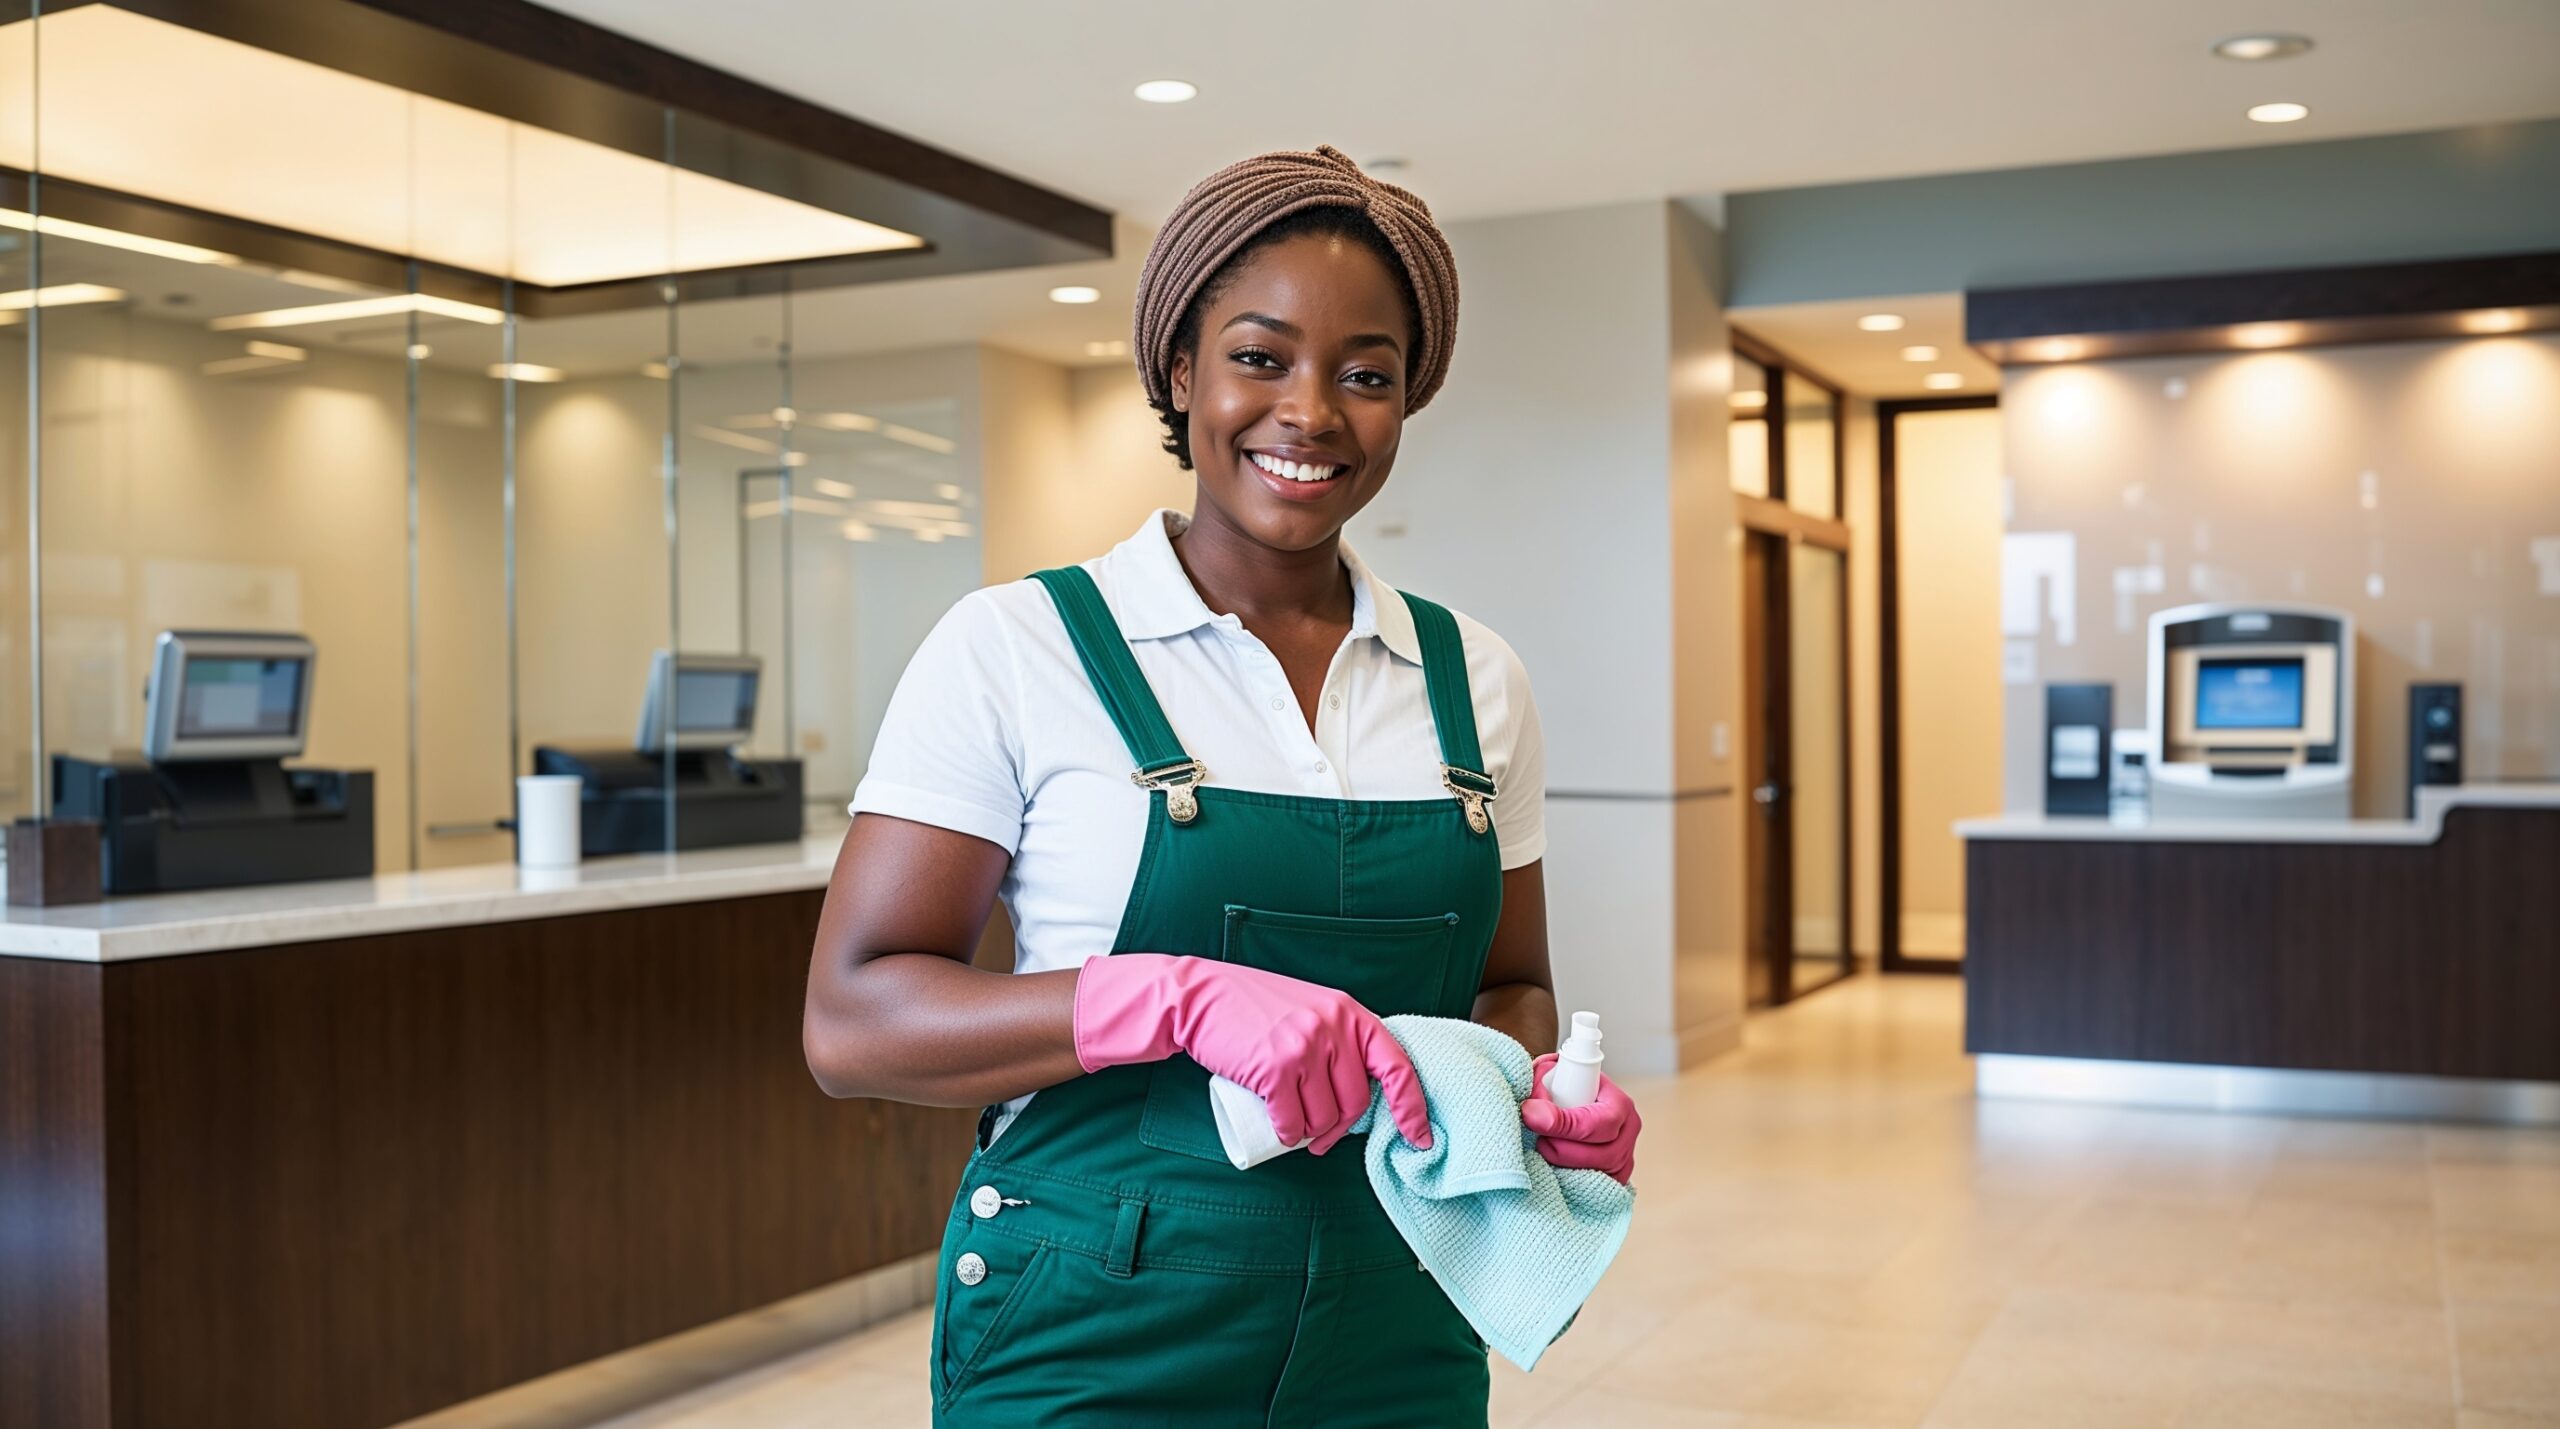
[1742,530,1793,1008]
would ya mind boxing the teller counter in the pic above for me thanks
[1956,786,2560,1124]
[0,836,976,1429]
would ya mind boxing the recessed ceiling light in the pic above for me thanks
[210,293,503,331]
[2212,33,2313,62]
[2247,102,2309,124]
[2228,322,2300,349]
[2460,308,2525,335]
[1085,339,1130,358]
[1922,372,1964,391]
[1133,79,1197,104]
[1857,313,1905,332]
[0,282,129,310]
[488,362,565,382]
[1050,285,1102,305]
[0,208,237,266]
[1900,345,1940,362]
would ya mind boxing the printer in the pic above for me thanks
[52,630,375,894]
[533,651,804,855]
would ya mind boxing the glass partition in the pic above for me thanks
[1729,355,1770,497]
[0,0,30,823]
[1783,373,1841,519]
[1,11,990,877]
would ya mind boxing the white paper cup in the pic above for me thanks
[514,774,583,869]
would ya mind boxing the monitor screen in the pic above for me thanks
[176,656,305,740]
[672,667,757,733]
[2194,658,2305,731]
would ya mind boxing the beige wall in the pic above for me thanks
[977,352,1191,583]
[1665,203,1747,1067]
[1895,405,2004,955]
[2000,334,2560,816]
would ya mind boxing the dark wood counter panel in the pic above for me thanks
[1,890,975,1429]
[1964,806,2560,1081]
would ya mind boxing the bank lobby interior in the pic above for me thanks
[3,4,2558,1428]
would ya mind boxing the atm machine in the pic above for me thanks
[2145,603,2354,821]
[532,651,804,855]
[52,630,375,893]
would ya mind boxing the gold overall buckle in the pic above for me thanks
[1131,759,1209,825]
[1441,764,1497,835]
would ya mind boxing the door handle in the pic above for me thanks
[1752,782,1782,806]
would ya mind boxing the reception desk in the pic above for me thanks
[1957,786,2560,1122]
[0,837,975,1429]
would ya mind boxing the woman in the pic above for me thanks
[804,146,1642,1429]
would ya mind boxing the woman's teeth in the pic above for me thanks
[1249,452,1342,483]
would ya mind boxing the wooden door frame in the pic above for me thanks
[1732,327,1855,1006]
[1876,394,2000,975]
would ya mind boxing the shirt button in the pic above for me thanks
[1327,693,1342,710]
[1270,696,1287,712]
[1315,760,1329,774]
[969,1185,1003,1219]
[955,1252,988,1287]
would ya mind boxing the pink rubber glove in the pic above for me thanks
[1074,954,1433,1156]
[1521,1051,1641,1185]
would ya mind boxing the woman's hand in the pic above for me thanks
[1075,953,1433,1156]
[1520,1052,1640,1184]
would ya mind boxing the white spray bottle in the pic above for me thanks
[1544,1011,1605,1109]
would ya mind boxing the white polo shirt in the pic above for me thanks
[851,509,1547,990]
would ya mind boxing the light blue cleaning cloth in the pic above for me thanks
[1348,1014,1636,1372]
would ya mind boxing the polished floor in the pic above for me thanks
[445,975,2560,1428]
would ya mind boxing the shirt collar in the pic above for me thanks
[1099,509,1422,665]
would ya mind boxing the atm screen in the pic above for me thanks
[2194,658,2305,730]
[176,657,305,739]
[672,667,757,733]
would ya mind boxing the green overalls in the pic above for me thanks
[927,564,1506,1428]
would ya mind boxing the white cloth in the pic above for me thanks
[850,509,1547,1126]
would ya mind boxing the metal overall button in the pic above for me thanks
[955,1252,988,1287]
[969,1185,1031,1219]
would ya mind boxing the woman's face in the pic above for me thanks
[1169,231,1413,553]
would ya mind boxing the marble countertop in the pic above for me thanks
[0,834,845,963]
[1956,783,2560,845]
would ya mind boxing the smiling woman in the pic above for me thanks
[803,146,1643,1427]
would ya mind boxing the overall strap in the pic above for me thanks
[1399,591,1497,833]
[1028,567,1206,821]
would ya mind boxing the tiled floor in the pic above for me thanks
[439,975,2560,1428]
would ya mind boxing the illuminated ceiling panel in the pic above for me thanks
[0,6,923,287]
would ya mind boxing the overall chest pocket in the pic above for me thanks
[1138,906,1463,1163]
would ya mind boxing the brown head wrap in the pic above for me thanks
[1135,145,1461,415]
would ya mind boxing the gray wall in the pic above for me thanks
[1724,120,2560,306]
[1344,200,1746,1075]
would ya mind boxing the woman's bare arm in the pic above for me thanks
[802,812,1084,1105]
[1471,861,1558,1056]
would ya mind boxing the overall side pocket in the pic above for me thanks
[935,1232,1056,1411]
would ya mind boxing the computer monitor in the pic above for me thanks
[2193,657,2306,731]
[636,652,761,753]
[142,630,316,763]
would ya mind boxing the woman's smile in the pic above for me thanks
[1244,447,1351,502]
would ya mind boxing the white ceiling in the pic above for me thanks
[1731,294,2003,401]
[547,0,2560,228]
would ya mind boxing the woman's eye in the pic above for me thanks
[1230,347,1281,369]
[1346,369,1393,390]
